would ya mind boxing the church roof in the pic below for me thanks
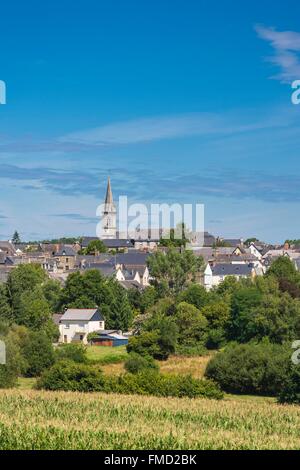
[105,177,113,204]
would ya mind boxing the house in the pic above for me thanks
[54,245,77,271]
[58,308,105,344]
[90,330,129,347]
[204,263,255,291]
[0,241,17,256]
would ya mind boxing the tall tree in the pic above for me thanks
[12,231,21,244]
[147,249,203,295]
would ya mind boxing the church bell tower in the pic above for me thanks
[102,177,117,239]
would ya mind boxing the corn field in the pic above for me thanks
[0,390,300,449]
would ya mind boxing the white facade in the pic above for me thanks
[59,309,105,344]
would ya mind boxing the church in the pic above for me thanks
[102,177,117,239]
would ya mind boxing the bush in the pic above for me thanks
[277,359,300,404]
[36,360,106,392]
[22,331,55,377]
[124,353,159,374]
[0,333,23,388]
[55,344,87,364]
[205,342,291,396]
[38,360,223,399]
[106,371,223,399]
[175,343,207,357]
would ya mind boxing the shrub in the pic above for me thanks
[38,360,223,399]
[124,353,159,374]
[175,343,207,357]
[205,342,290,396]
[0,333,23,388]
[36,360,106,392]
[105,371,223,399]
[277,361,300,404]
[22,331,55,377]
[55,344,87,364]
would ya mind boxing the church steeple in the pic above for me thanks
[102,177,117,239]
[105,177,113,205]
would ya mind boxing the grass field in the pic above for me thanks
[86,345,128,362]
[0,389,299,449]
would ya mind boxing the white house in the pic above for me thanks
[58,308,105,344]
[204,263,255,291]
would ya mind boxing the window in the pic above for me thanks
[65,323,70,329]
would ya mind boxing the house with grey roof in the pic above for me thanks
[58,308,105,344]
[204,262,255,291]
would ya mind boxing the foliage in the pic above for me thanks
[0,284,12,321]
[177,284,210,310]
[124,352,159,374]
[60,270,133,330]
[22,331,55,377]
[205,342,291,396]
[12,231,21,244]
[175,302,208,346]
[83,240,107,255]
[38,360,223,399]
[147,249,203,295]
[36,360,105,392]
[159,223,190,248]
[55,344,87,364]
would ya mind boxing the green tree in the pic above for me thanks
[18,287,58,340]
[147,249,203,295]
[42,279,62,313]
[177,284,210,310]
[12,231,21,244]
[84,240,107,255]
[22,331,55,377]
[175,302,208,346]
[7,264,47,316]
[0,284,11,321]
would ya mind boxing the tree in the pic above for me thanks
[201,300,230,330]
[12,231,21,244]
[175,302,208,346]
[84,240,107,255]
[0,284,11,321]
[147,249,203,295]
[228,286,263,342]
[61,270,134,330]
[42,279,62,313]
[17,287,58,340]
[159,223,190,248]
[22,331,55,377]
[177,284,210,310]
[6,264,47,316]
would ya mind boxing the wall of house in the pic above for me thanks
[59,319,105,344]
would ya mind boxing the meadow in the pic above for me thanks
[0,389,299,450]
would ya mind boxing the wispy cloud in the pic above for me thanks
[60,111,291,146]
[1,163,300,203]
[49,213,97,224]
[255,24,300,82]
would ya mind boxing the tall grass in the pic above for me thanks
[0,390,300,449]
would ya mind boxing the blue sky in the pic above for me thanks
[1,0,300,242]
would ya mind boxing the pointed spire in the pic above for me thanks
[105,177,113,204]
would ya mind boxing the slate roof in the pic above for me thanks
[212,264,253,276]
[55,246,76,256]
[61,308,103,321]
[115,252,150,266]
[102,239,135,249]
[221,239,243,247]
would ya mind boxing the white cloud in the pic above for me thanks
[255,25,300,82]
[60,110,293,146]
